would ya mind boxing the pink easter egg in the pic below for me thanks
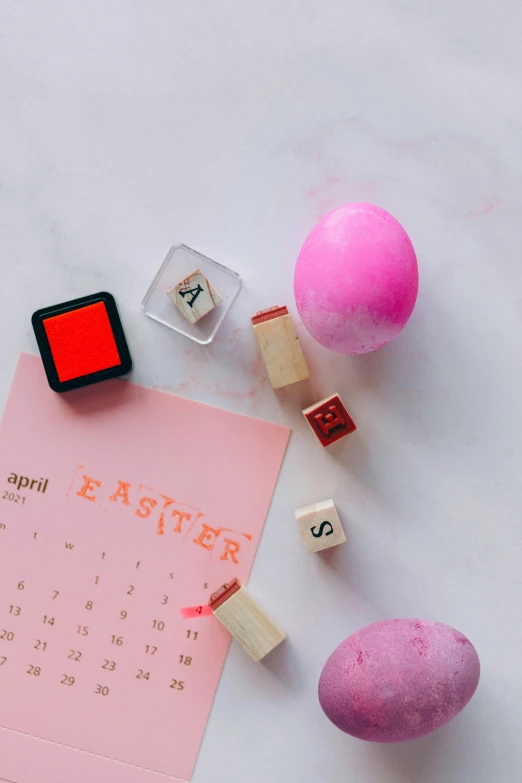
[318,619,480,743]
[294,203,418,354]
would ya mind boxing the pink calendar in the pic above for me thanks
[0,353,290,783]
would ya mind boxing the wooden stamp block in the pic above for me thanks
[209,578,285,662]
[295,498,346,553]
[252,306,310,389]
[167,268,223,324]
[303,393,356,447]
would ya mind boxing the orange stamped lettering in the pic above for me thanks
[220,538,240,564]
[109,481,131,506]
[76,475,102,503]
[172,509,192,534]
[135,496,158,519]
[193,524,219,552]
[69,466,250,564]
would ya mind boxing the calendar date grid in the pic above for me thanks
[0,546,209,699]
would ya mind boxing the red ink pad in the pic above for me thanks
[32,292,132,392]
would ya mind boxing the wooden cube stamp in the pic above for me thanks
[209,578,285,662]
[252,306,310,389]
[303,393,356,447]
[295,498,346,553]
[167,268,223,324]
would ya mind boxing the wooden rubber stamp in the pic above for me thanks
[303,393,356,447]
[295,498,346,553]
[252,306,310,389]
[209,578,285,662]
[167,268,223,323]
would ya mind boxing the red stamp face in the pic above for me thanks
[303,394,356,447]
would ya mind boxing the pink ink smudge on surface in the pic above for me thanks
[161,333,271,414]
[180,605,213,619]
[212,383,260,403]
[467,197,501,217]
[169,349,205,392]
[306,173,342,199]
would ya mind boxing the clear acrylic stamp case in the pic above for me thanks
[142,245,242,345]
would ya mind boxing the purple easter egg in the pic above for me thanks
[318,619,480,743]
[294,203,418,354]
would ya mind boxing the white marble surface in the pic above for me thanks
[1,1,522,781]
